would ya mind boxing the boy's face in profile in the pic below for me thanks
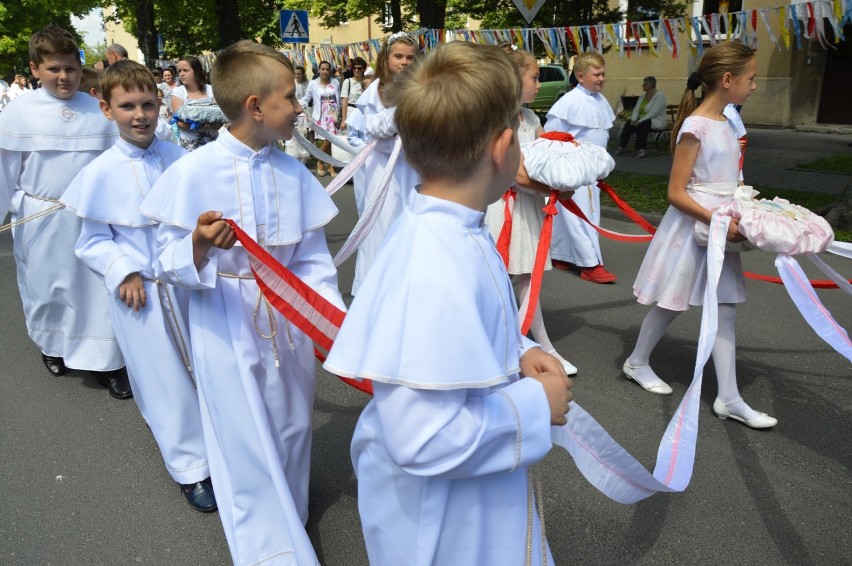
[256,65,302,143]
[30,53,81,100]
[577,65,605,94]
[101,85,159,149]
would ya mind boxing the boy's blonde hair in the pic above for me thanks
[79,67,103,95]
[99,61,157,105]
[385,42,521,181]
[29,26,79,66]
[211,40,294,121]
[573,52,605,74]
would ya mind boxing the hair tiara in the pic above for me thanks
[387,31,414,45]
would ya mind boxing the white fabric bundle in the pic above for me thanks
[522,134,615,191]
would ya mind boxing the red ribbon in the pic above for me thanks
[225,219,373,394]
[520,191,560,335]
[496,189,516,269]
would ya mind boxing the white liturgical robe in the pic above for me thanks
[324,191,555,566]
[0,89,122,370]
[62,137,209,485]
[140,128,344,566]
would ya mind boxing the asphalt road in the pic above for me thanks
[1,185,850,565]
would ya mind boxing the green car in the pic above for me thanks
[530,64,570,114]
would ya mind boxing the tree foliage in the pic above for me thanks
[0,0,100,75]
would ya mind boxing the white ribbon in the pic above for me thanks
[323,139,378,197]
[776,254,852,362]
[332,136,403,267]
[551,213,730,504]
[293,130,350,169]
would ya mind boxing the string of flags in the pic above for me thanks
[152,0,850,70]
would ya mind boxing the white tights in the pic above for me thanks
[627,303,762,421]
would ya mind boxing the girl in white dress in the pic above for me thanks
[350,31,419,295]
[484,45,578,375]
[624,42,777,429]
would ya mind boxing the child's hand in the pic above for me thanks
[193,211,236,269]
[119,272,146,311]
[520,347,567,378]
[726,217,747,243]
[529,372,574,426]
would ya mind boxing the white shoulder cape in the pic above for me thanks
[62,137,187,227]
[547,86,615,130]
[0,89,117,152]
[139,128,337,245]
[324,192,525,390]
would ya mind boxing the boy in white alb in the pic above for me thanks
[60,61,215,513]
[544,52,617,284]
[0,26,128,397]
[323,42,573,566]
[140,41,344,565]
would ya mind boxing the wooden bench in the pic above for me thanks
[648,104,679,149]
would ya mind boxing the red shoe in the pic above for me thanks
[551,259,575,271]
[580,265,617,283]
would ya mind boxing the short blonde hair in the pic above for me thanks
[100,61,157,105]
[573,52,605,74]
[211,40,294,121]
[385,42,521,182]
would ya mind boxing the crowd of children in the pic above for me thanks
[1,22,776,565]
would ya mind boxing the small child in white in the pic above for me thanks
[324,42,574,566]
[60,60,215,512]
[545,52,617,284]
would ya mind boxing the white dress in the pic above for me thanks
[324,191,554,566]
[0,89,123,371]
[544,85,615,267]
[62,138,209,485]
[141,129,344,566]
[484,107,550,274]
[633,116,747,310]
[350,80,420,295]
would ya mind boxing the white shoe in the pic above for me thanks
[545,350,578,376]
[712,398,777,429]
[622,361,672,395]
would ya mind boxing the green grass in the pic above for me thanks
[795,154,852,175]
[601,171,851,242]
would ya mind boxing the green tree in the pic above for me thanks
[0,0,100,74]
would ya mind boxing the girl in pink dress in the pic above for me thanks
[623,42,777,429]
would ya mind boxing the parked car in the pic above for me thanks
[530,64,570,114]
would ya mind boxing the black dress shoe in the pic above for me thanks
[180,478,217,513]
[41,354,68,376]
[92,368,133,399]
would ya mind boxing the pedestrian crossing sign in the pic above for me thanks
[280,10,309,43]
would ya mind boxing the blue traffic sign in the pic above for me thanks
[280,10,309,43]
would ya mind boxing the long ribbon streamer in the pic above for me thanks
[776,254,852,362]
[331,136,403,267]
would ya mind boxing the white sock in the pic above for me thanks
[624,306,679,386]
[713,304,761,421]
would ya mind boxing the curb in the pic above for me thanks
[600,205,663,228]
